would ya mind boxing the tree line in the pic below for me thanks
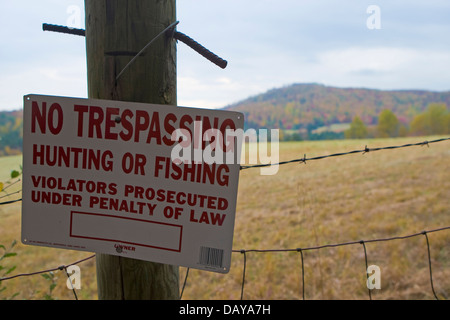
[0,111,23,156]
[0,104,448,156]
[345,103,450,139]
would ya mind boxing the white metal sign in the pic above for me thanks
[22,94,244,273]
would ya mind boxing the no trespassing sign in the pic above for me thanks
[21,94,244,273]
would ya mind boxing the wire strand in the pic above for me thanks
[62,266,78,300]
[2,228,448,300]
[423,232,439,300]
[240,250,247,300]
[232,226,448,300]
[115,21,179,81]
[360,241,372,300]
[0,254,95,282]
[297,248,305,300]
[240,137,450,170]
[179,267,190,300]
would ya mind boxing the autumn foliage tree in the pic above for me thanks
[0,111,23,156]
[410,103,450,136]
[345,116,368,139]
[377,109,400,138]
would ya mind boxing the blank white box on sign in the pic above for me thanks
[70,211,183,252]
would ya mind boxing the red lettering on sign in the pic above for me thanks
[190,209,226,226]
[122,153,146,175]
[31,101,63,134]
[154,156,229,186]
[162,113,177,146]
[88,106,104,138]
[70,105,239,159]
[32,144,114,172]
[119,109,134,141]
[74,104,88,137]
[105,107,119,140]
[31,190,82,207]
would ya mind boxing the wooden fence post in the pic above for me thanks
[84,0,179,300]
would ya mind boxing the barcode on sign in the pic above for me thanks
[198,246,224,268]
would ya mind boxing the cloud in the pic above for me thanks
[177,76,264,109]
[2,0,450,111]
[299,46,450,91]
[178,45,450,110]
[318,47,419,73]
[0,60,87,110]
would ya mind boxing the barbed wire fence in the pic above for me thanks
[1,226,448,300]
[231,226,449,300]
[239,137,450,170]
[1,137,449,300]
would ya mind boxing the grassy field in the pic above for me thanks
[0,136,449,300]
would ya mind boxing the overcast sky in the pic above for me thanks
[1,0,450,111]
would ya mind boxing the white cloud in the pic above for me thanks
[0,62,87,110]
[1,1,450,111]
[177,76,243,109]
[317,47,419,73]
[291,46,450,91]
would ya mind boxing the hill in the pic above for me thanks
[223,83,450,134]
[1,83,449,150]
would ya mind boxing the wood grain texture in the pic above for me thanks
[84,0,179,300]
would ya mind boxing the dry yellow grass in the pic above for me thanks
[1,136,449,300]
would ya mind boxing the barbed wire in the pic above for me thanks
[0,254,95,300]
[179,226,449,300]
[1,137,448,207]
[0,254,95,282]
[240,137,450,170]
[0,198,22,206]
[1,227,448,300]
[0,191,21,201]
[1,136,448,299]
[0,176,22,204]
[232,226,449,300]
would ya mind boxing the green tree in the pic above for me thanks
[426,103,449,134]
[409,113,428,136]
[345,116,368,139]
[377,109,399,138]
[0,111,23,156]
[410,103,450,136]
